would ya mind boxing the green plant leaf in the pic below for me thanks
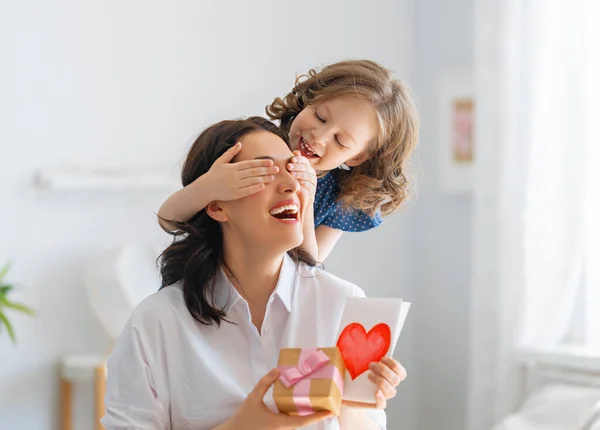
[0,311,16,344]
[3,300,35,316]
[0,285,12,299]
[0,261,10,283]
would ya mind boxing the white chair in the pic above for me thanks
[59,244,160,430]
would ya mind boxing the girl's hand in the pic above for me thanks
[287,151,317,202]
[221,369,332,430]
[343,357,407,410]
[205,142,279,201]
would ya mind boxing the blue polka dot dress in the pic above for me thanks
[313,172,382,232]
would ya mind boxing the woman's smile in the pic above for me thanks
[269,198,300,223]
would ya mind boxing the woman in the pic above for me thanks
[102,117,406,430]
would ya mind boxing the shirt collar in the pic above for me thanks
[272,253,296,312]
[212,253,297,313]
[210,270,241,314]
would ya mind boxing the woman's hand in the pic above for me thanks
[288,151,317,202]
[343,357,407,409]
[219,369,332,430]
[205,142,280,201]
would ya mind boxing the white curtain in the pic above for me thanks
[467,1,599,429]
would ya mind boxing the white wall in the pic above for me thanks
[412,0,474,429]
[0,1,416,429]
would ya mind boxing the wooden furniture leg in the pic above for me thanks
[94,364,106,430]
[60,376,73,430]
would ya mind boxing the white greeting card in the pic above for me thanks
[335,297,411,404]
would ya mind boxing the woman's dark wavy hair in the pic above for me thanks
[158,116,317,326]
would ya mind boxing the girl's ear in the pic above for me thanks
[206,201,229,222]
[345,152,369,167]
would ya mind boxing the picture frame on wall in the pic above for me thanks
[437,69,475,193]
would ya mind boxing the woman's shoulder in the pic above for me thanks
[296,262,366,299]
[128,284,185,328]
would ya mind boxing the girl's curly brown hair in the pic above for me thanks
[266,60,419,217]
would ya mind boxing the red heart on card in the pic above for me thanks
[336,323,391,380]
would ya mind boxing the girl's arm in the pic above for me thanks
[315,225,344,262]
[313,201,382,261]
[300,204,319,260]
[289,152,346,262]
[157,174,214,231]
[158,142,277,231]
[158,174,214,230]
[300,219,343,262]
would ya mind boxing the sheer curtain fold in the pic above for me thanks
[468,1,595,429]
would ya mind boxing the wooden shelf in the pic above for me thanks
[34,168,180,191]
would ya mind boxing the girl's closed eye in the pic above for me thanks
[315,108,347,149]
[335,136,348,149]
[315,109,326,123]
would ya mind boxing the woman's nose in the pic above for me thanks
[278,170,301,194]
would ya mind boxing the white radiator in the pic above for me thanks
[493,346,600,430]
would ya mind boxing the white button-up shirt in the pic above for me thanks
[102,254,386,430]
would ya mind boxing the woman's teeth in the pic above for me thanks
[269,204,299,219]
[300,137,318,157]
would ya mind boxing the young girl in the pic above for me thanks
[158,60,419,261]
